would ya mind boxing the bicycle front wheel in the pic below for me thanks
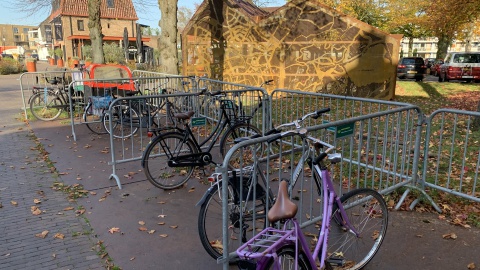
[142,132,196,189]
[83,103,108,135]
[327,188,388,270]
[219,123,262,168]
[29,92,63,121]
[198,180,267,260]
[265,245,311,270]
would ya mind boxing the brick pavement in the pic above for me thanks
[0,71,104,270]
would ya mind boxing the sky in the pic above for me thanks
[0,0,286,28]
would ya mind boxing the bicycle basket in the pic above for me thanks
[222,99,240,119]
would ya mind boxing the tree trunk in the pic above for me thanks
[408,37,413,57]
[158,0,178,75]
[436,34,451,60]
[88,0,104,64]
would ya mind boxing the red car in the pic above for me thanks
[430,59,444,76]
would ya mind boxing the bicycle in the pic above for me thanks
[29,77,82,121]
[235,127,388,269]
[196,109,331,261]
[140,90,262,190]
[83,81,183,138]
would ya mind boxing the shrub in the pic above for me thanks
[103,43,125,64]
[0,58,23,74]
[82,45,92,59]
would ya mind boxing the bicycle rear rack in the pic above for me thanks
[236,226,296,260]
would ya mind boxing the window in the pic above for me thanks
[77,20,84,31]
[13,27,18,34]
[107,0,114,8]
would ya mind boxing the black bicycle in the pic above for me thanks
[29,77,82,121]
[141,90,262,189]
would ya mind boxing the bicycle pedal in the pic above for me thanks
[326,257,346,266]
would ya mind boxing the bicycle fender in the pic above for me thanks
[196,182,220,207]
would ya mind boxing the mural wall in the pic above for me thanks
[182,0,400,99]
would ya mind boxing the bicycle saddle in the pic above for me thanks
[268,180,298,223]
[173,111,194,120]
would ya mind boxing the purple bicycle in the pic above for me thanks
[236,127,388,270]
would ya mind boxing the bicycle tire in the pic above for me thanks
[83,103,108,135]
[29,92,64,121]
[198,179,267,261]
[219,123,262,169]
[103,104,140,139]
[327,188,388,270]
[265,245,311,270]
[142,132,197,189]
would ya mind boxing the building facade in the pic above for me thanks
[400,37,480,59]
[0,24,38,54]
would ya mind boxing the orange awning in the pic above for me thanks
[67,35,150,42]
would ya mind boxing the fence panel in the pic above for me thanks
[422,109,480,203]
[216,105,423,268]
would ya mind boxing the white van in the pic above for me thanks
[438,52,480,82]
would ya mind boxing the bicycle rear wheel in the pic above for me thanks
[265,245,311,270]
[29,92,63,121]
[219,123,262,169]
[327,188,388,270]
[142,132,196,189]
[103,104,140,138]
[197,178,267,261]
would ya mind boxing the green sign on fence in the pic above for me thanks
[323,121,355,139]
[191,117,206,127]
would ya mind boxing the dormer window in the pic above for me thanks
[107,0,114,8]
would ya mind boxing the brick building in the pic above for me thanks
[39,0,149,61]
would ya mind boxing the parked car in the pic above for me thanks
[397,57,427,81]
[438,52,480,83]
[430,59,444,76]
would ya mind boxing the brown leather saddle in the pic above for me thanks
[267,180,298,223]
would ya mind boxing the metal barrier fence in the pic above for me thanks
[67,76,197,141]
[105,86,270,189]
[19,69,79,120]
[422,109,480,203]
[216,105,423,267]
[198,78,270,134]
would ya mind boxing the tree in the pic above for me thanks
[423,0,480,59]
[158,0,179,75]
[88,0,104,64]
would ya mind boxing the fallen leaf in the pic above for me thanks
[467,262,476,269]
[35,230,49,238]
[54,233,65,239]
[108,227,120,234]
[159,234,168,238]
[33,199,42,204]
[442,232,457,240]
[32,208,42,215]
[130,257,135,261]
[63,207,74,211]
[138,221,146,226]
[158,214,166,218]
[52,253,56,258]
[170,225,178,229]
[148,230,155,234]
[157,201,166,204]
[158,222,165,225]
[188,188,195,193]
[138,227,148,231]
[90,191,97,195]
[11,201,18,206]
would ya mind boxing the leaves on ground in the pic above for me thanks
[108,227,120,234]
[53,233,65,239]
[35,230,49,238]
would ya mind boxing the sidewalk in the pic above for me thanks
[1,66,479,270]
[0,71,104,269]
